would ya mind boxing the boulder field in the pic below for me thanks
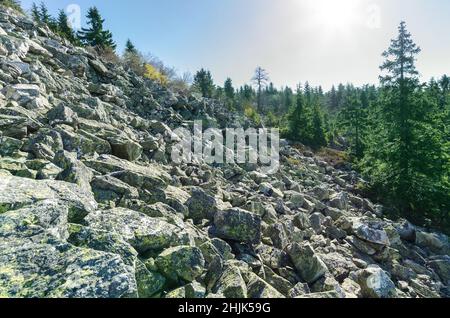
[0,5,448,298]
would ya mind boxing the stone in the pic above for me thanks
[213,264,247,298]
[415,230,449,254]
[109,137,143,162]
[155,246,205,282]
[259,182,284,199]
[246,273,285,298]
[329,192,348,210]
[287,243,328,284]
[186,188,218,223]
[85,208,191,253]
[0,173,96,223]
[352,219,390,246]
[355,265,397,298]
[213,208,262,244]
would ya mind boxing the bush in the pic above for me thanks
[144,64,168,86]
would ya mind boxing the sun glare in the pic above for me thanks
[307,0,359,31]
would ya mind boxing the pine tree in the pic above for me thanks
[193,69,214,98]
[125,39,137,54]
[31,2,40,23]
[78,7,116,50]
[38,2,57,32]
[57,9,77,43]
[310,104,327,150]
[224,78,235,100]
[288,86,309,144]
[363,21,448,226]
[339,90,367,158]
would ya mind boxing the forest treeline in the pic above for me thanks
[4,1,450,233]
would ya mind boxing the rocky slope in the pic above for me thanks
[0,6,449,298]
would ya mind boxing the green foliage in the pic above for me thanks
[360,22,450,231]
[287,86,327,150]
[125,39,137,54]
[2,0,23,12]
[193,69,215,98]
[57,9,78,44]
[338,89,368,158]
[78,7,116,50]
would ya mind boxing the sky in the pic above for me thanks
[20,0,450,91]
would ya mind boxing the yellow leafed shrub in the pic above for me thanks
[144,64,168,86]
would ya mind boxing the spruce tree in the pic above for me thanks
[363,21,448,226]
[339,90,367,158]
[125,39,137,54]
[31,2,40,23]
[224,78,235,100]
[193,69,214,98]
[310,104,327,150]
[289,86,309,144]
[78,7,116,50]
[57,9,77,43]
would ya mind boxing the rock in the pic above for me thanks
[89,59,110,77]
[83,155,170,186]
[54,151,93,190]
[352,219,390,246]
[415,230,449,254]
[395,220,416,242]
[287,243,328,284]
[259,182,284,199]
[355,265,397,298]
[428,256,450,284]
[155,246,205,282]
[135,260,166,298]
[0,239,138,298]
[213,264,247,298]
[67,223,137,266]
[284,191,305,207]
[0,173,96,222]
[213,208,262,244]
[91,174,139,203]
[288,283,310,298]
[311,185,330,201]
[85,208,191,253]
[47,104,79,127]
[246,273,285,298]
[0,136,23,157]
[186,188,218,223]
[329,192,348,210]
[110,137,143,162]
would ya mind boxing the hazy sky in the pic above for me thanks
[20,0,450,90]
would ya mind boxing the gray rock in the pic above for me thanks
[156,246,205,282]
[355,265,397,298]
[213,208,261,244]
[85,208,191,253]
[287,243,328,284]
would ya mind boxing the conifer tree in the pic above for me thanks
[193,69,214,98]
[125,39,137,54]
[31,2,40,23]
[224,78,235,100]
[288,86,309,144]
[363,21,448,225]
[78,7,116,50]
[57,9,77,43]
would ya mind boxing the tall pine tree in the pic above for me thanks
[78,7,116,50]
[363,21,448,227]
